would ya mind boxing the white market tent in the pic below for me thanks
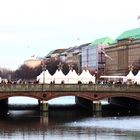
[134,70,140,84]
[37,69,96,84]
[66,69,79,84]
[79,69,86,83]
[85,70,95,83]
[37,69,53,84]
[100,70,138,84]
[124,70,135,83]
[100,76,125,79]
[53,69,67,84]
[37,72,43,82]
[79,70,95,84]
[100,71,135,84]
[100,75,125,82]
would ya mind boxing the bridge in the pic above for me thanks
[0,84,140,111]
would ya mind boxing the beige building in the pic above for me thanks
[24,56,42,68]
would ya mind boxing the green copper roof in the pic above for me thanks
[90,37,114,46]
[46,50,54,57]
[46,49,66,57]
[116,28,140,40]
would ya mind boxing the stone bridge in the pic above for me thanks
[0,84,140,111]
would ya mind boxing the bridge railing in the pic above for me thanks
[0,84,140,93]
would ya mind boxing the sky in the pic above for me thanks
[0,0,140,70]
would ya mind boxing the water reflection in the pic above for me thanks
[0,105,140,140]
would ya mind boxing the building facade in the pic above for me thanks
[46,49,66,60]
[82,37,113,74]
[61,43,90,73]
[105,28,140,76]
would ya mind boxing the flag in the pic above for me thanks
[101,49,113,60]
[104,54,113,60]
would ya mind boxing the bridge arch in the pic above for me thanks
[96,93,140,101]
[0,91,140,103]
[9,96,38,104]
[0,94,41,101]
[0,92,94,102]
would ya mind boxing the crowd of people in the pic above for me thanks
[0,78,39,85]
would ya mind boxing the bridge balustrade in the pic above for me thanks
[0,84,140,93]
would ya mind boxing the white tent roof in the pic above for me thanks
[66,70,79,84]
[37,69,53,84]
[85,70,95,83]
[135,70,140,79]
[44,70,53,78]
[37,69,96,84]
[37,72,42,81]
[79,70,95,83]
[79,70,86,78]
[100,76,125,79]
[125,71,135,81]
[134,70,140,84]
[53,69,67,84]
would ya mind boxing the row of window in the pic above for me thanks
[81,45,105,69]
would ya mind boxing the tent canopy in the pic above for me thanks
[125,71,135,81]
[79,70,95,84]
[134,70,140,84]
[37,69,96,84]
[37,69,53,84]
[53,69,67,84]
[66,70,79,84]
[100,76,125,79]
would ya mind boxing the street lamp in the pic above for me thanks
[41,62,47,84]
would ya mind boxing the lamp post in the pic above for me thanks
[40,62,48,112]
[41,62,47,84]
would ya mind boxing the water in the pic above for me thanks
[0,97,140,140]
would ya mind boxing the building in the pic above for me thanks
[46,49,66,60]
[60,43,90,73]
[64,47,76,64]
[24,55,42,68]
[105,28,140,76]
[72,43,90,73]
[81,37,113,74]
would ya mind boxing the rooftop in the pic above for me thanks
[90,37,113,47]
[116,28,140,40]
[90,37,114,47]
[46,49,66,58]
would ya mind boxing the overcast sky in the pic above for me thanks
[0,0,140,70]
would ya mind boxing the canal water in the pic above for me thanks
[0,97,140,140]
